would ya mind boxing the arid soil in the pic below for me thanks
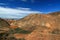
[0,12,60,40]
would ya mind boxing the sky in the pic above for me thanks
[0,0,60,19]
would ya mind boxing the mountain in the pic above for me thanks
[0,11,60,40]
[0,18,10,39]
[0,18,10,27]
[0,18,10,33]
[48,11,60,16]
[13,12,60,40]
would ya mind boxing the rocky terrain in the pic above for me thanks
[0,11,60,40]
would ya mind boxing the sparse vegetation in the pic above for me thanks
[52,29,60,34]
[14,28,32,34]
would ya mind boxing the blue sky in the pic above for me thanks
[0,0,60,19]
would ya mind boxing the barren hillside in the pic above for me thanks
[13,12,60,40]
[0,12,60,40]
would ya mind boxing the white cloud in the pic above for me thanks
[0,6,42,19]
[16,7,30,11]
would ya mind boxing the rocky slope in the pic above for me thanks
[0,18,10,40]
[0,18,10,32]
[13,12,60,40]
[0,11,60,40]
[0,18,10,27]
